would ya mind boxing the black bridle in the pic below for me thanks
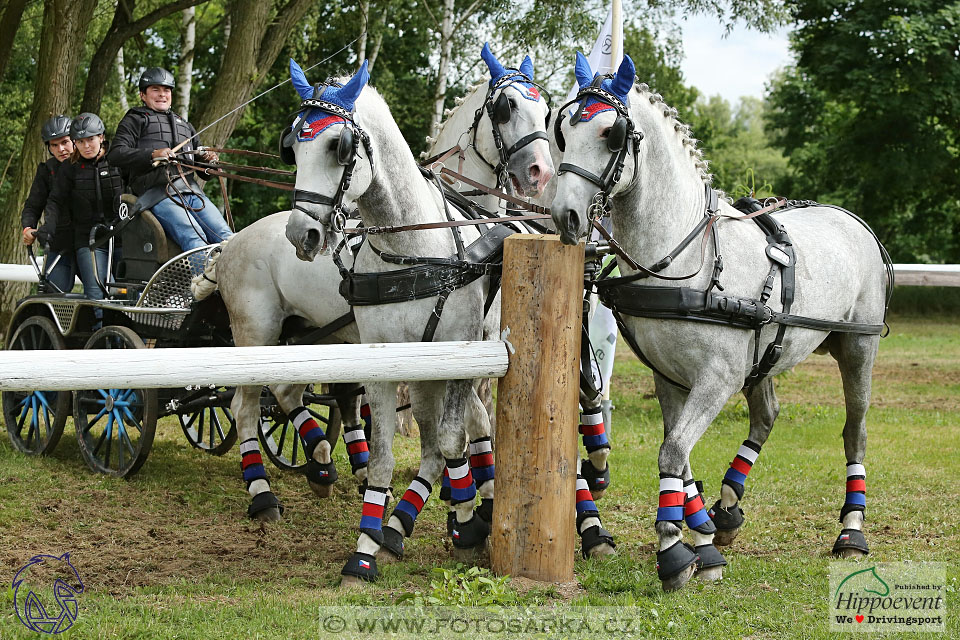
[554,78,643,221]
[468,71,552,191]
[279,90,374,233]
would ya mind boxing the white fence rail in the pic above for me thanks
[0,341,509,392]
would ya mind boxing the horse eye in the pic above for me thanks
[328,140,338,153]
[509,98,517,109]
[600,127,611,139]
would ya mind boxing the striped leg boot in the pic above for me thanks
[579,406,611,497]
[289,406,338,492]
[439,467,455,536]
[684,479,725,581]
[576,463,615,558]
[446,458,488,551]
[342,423,369,482]
[381,476,432,560]
[833,462,869,557]
[468,437,495,523]
[656,474,697,590]
[241,438,283,521]
[342,486,390,583]
[710,439,761,546]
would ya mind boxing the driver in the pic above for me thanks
[108,67,233,252]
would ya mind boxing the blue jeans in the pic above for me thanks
[151,194,233,252]
[44,250,76,294]
[75,246,108,301]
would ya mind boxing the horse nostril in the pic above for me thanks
[530,164,541,180]
[305,228,321,252]
[566,209,581,236]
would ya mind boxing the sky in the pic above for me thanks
[677,13,793,105]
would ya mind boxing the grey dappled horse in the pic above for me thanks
[551,53,888,591]
[281,60,551,584]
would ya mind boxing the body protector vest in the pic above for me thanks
[69,153,124,247]
[128,106,197,195]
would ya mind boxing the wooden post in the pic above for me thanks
[491,234,584,582]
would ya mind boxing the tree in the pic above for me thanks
[0,0,29,80]
[767,1,960,261]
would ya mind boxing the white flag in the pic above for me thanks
[567,0,624,101]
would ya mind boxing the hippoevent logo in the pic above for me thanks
[12,553,84,634]
[830,562,945,633]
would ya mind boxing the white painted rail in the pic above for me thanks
[0,264,81,285]
[0,341,509,391]
[891,264,960,287]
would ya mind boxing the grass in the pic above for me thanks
[1,308,958,639]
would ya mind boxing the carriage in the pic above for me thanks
[2,195,343,477]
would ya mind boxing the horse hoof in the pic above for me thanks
[590,489,605,501]
[835,547,868,559]
[696,565,723,582]
[254,506,282,522]
[713,527,740,547]
[451,541,487,563]
[309,480,335,498]
[376,547,401,564]
[586,542,616,558]
[661,563,696,592]
[339,575,368,589]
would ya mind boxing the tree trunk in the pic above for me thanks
[116,47,129,111]
[356,0,369,63]
[177,6,196,119]
[194,0,314,147]
[80,0,208,115]
[367,7,386,73]
[0,0,29,81]
[429,0,455,136]
[0,0,99,335]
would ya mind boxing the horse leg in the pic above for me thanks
[341,381,400,586]
[711,377,779,546]
[270,383,337,498]
[829,333,877,558]
[233,384,283,521]
[378,381,444,563]
[579,394,611,500]
[333,383,369,485]
[464,383,495,524]
[656,377,741,592]
[575,458,616,557]
[683,469,726,581]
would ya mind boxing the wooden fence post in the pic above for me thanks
[491,234,584,582]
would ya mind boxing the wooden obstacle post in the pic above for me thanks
[491,234,584,582]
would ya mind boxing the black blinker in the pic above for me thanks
[337,125,355,166]
[279,125,296,165]
[553,112,566,152]
[607,115,628,153]
[493,92,511,124]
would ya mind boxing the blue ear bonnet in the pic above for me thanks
[288,58,369,141]
[481,43,541,102]
[571,52,635,121]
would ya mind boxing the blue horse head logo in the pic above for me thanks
[12,553,84,634]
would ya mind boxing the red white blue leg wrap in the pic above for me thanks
[841,462,866,520]
[342,425,369,473]
[240,438,268,489]
[289,406,325,458]
[359,486,390,545]
[722,440,761,500]
[391,476,432,536]
[468,437,495,486]
[445,458,476,505]
[683,479,716,534]
[578,406,610,453]
[657,475,686,525]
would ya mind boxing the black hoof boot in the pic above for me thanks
[247,491,284,520]
[580,525,616,558]
[709,500,744,546]
[476,498,494,524]
[380,526,405,560]
[446,510,456,536]
[657,541,698,592]
[341,552,378,584]
[581,458,611,497]
[451,513,490,550]
[694,543,727,581]
[305,459,338,485]
[833,529,869,557]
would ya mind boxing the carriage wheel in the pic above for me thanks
[73,326,157,477]
[2,316,70,455]
[257,388,341,472]
[177,386,238,456]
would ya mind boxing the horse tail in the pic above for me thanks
[190,239,229,300]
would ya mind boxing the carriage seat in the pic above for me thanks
[115,193,183,282]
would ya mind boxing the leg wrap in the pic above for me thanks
[381,526,405,559]
[342,425,370,473]
[580,524,616,558]
[684,479,716,535]
[359,486,390,545]
[579,406,610,453]
[840,462,866,522]
[240,439,268,489]
[439,467,451,503]
[581,457,611,493]
[656,475,686,526]
[468,437,495,486]
[722,440,761,499]
[575,475,599,527]
[304,459,338,485]
[391,476,432,537]
[445,458,476,505]
[656,540,699,581]
[451,513,489,549]
[341,552,378,582]
[289,405,325,459]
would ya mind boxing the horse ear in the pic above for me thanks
[289,58,313,100]
[336,60,370,110]
[481,42,507,83]
[609,54,635,101]
[519,55,534,79]
[574,51,594,89]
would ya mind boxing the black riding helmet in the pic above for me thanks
[138,67,175,92]
[70,113,106,140]
[41,115,72,142]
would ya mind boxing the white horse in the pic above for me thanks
[551,53,889,591]
[281,59,555,584]
[193,46,556,565]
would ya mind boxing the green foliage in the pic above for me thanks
[767,1,960,262]
[395,564,517,607]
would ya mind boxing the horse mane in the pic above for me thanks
[419,81,486,159]
[630,77,728,201]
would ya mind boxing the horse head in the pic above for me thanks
[473,43,554,196]
[283,59,375,261]
[551,53,642,244]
